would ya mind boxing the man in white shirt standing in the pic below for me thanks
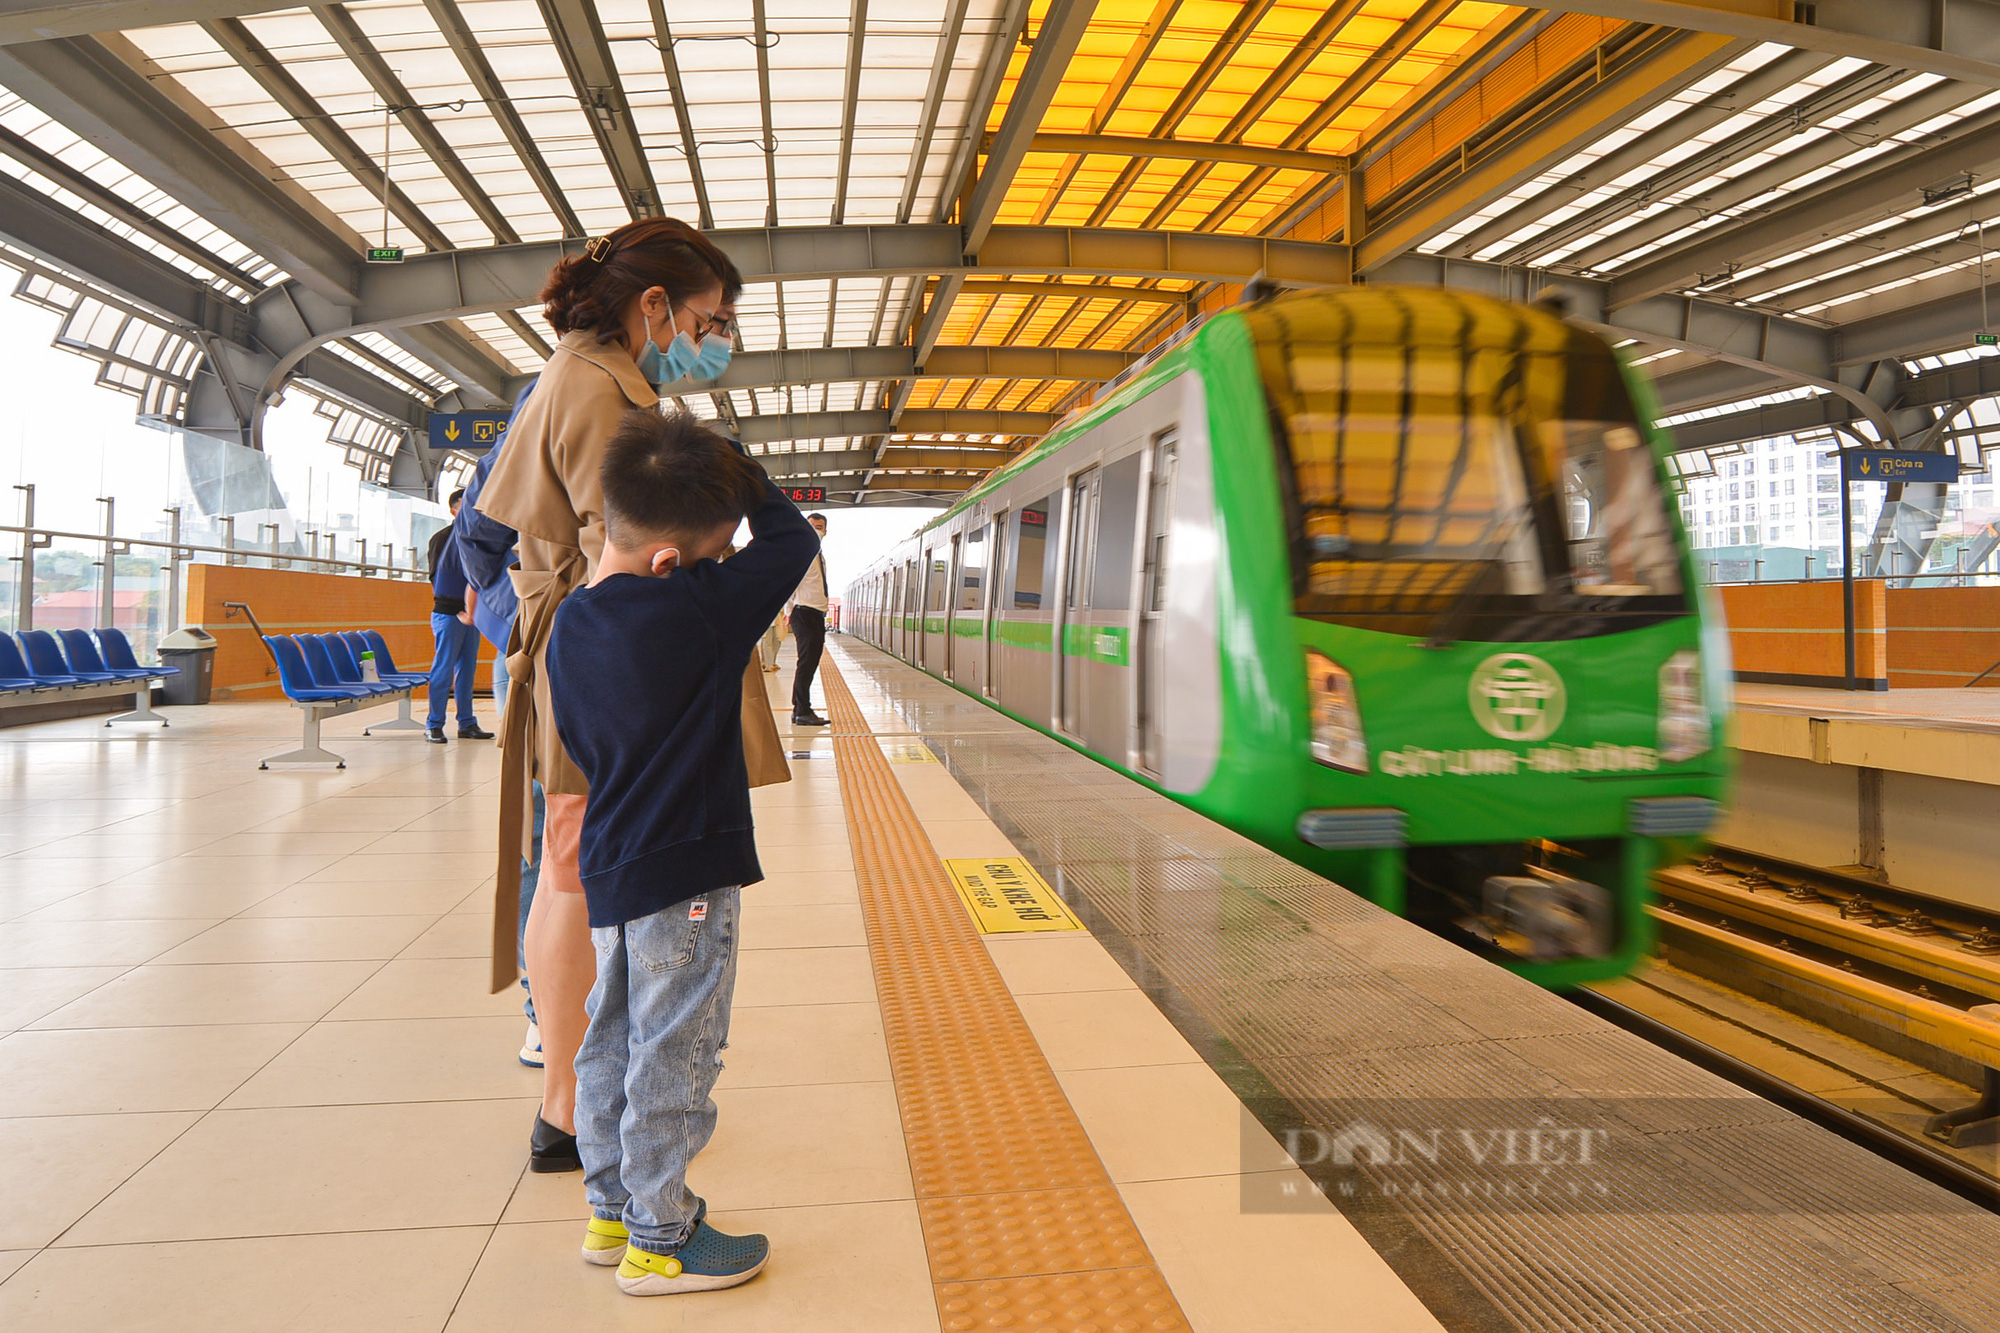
[787,513,830,725]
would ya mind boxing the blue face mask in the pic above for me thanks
[687,333,732,380]
[636,328,699,386]
[637,312,732,385]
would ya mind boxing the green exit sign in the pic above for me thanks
[365,246,405,264]
[1978,333,1999,346]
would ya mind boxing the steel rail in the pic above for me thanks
[1572,986,2000,1212]
[1655,859,2000,1002]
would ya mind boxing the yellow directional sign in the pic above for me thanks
[944,857,1083,933]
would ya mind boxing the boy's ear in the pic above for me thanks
[649,546,680,577]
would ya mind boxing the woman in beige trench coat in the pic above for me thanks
[477,218,789,1167]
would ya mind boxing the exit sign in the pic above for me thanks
[366,246,405,264]
[1979,333,1999,346]
[783,486,826,503]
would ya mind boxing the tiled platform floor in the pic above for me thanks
[0,638,1439,1332]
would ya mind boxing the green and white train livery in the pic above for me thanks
[845,286,1730,987]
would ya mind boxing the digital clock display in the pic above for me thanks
[784,486,826,503]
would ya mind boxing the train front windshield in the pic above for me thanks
[1244,290,1689,643]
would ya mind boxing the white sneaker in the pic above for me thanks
[519,1021,544,1068]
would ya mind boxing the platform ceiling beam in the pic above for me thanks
[735,408,1055,446]
[0,35,362,303]
[1445,47,1845,265]
[255,225,1351,339]
[535,0,661,220]
[1021,133,1350,176]
[0,0,291,44]
[711,344,1138,392]
[1608,102,2000,307]
[1534,0,2000,87]
[758,446,1016,478]
[1354,31,1740,276]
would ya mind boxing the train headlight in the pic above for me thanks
[1306,651,1369,773]
[1657,649,1710,762]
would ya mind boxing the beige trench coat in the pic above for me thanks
[474,330,790,991]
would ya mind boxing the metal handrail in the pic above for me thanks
[0,521,423,579]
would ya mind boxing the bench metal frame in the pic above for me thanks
[0,676,172,727]
[261,684,420,770]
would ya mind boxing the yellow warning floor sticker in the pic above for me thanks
[944,858,1084,933]
[880,740,939,763]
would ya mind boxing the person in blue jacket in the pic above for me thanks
[454,381,546,1068]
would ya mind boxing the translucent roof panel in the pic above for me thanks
[983,0,1516,235]
[579,0,1012,229]
[0,86,284,298]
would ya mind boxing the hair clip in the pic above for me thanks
[583,236,612,264]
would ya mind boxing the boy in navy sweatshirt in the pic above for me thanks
[546,409,817,1296]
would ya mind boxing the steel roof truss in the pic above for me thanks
[536,0,661,219]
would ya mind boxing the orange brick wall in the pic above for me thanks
[185,564,493,700]
[1883,587,2000,689]
[1715,581,2000,690]
[1717,580,1889,689]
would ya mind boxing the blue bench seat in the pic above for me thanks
[259,630,427,769]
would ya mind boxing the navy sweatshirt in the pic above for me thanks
[547,477,819,927]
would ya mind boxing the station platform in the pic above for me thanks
[4,642,2000,1331]
[0,638,1430,1332]
[1725,684,2000,909]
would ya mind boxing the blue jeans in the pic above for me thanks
[491,646,510,715]
[518,782,544,1022]
[426,612,479,729]
[577,888,741,1255]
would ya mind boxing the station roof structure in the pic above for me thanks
[2,0,1999,502]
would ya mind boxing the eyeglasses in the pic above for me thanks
[685,303,733,340]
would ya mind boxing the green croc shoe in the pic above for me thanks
[615,1220,770,1296]
[581,1217,628,1266]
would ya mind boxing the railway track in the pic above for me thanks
[1577,847,2000,1210]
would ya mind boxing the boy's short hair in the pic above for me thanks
[601,409,767,550]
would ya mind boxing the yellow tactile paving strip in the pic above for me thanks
[822,659,1191,1333]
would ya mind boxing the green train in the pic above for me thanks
[844,286,1731,987]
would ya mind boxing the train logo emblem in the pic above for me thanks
[1468,654,1566,743]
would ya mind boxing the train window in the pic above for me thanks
[926,550,948,614]
[1011,498,1059,610]
[1091,455,1142,611]
[1243,288,1689,640]
[1065,472,1096,612]
[1550,422,1682,597]
[957,525,986,611]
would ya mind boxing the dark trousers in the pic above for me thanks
[789,605,826,716]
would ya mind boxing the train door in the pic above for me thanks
[944,535,963,678]
[984,510,1008,698]
[1058,468,1100,737]
[890,566,903,654]
[998,497,1059,725]
[901,559,916,661]
[922,546,948,673]
[1137,430,1179,776]
[1085,454,1143,758]
[916,549,932,669]
[951,524,988,693]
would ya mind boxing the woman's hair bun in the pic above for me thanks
[540,219,745,344]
